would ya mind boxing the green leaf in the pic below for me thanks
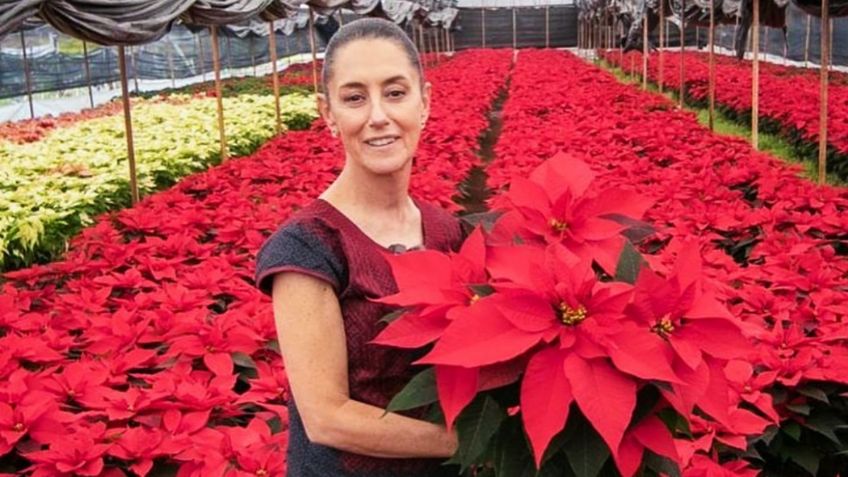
[614,241,643,284]
[378,308,407,325]
[232,352,257,369]
[491,418,536,477]
[782,421,802,441]
[449,394,507,471]
[803,411,846,445]
[786,402,811,416]
[563,412,610,477]
[783,443,821,475]
[385,368,438,414]
[643,451,682,477]
[797,385,830,404]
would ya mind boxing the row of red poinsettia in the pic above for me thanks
[599,50,848,162]
[0,49,512,477]
[477,48,848,475]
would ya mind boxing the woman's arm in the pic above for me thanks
[271,272,458,459]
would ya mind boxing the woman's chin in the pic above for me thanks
[361,155,412,176]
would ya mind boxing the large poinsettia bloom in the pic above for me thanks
[370,227,487,349]
[490,152,653,273]
[416,245,678,469]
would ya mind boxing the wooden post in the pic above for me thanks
[752,0,760,149]
[82,41,95,109]
[545,5,550,47]
[196,33,206,81]
[783,27,789,65]
[709,0,716,130]
[269,22,282,135]
[19,30,35,119]
[642,13,649,90]
[166,40,176,88]
[804,14,811,66]
[512,7,517,50]
[679,0,685,107]
[482,7,486,48]
[308,8,320,94]
[818,0,830,183]
[659,0,665,93]
[696,26,700,48]
[117,46,140,205]
[210,26,229,161]
[337,10,345,27]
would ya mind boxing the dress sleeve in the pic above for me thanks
[254,220,347,296]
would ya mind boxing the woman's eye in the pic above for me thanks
[387,90,406,99]
[343,94,365,104]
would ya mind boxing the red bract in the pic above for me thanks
[491,152,652,273]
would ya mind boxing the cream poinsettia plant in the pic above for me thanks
[0,93,317,270]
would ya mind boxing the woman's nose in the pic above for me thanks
[367,99,390,128]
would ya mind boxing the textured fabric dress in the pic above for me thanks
[254,198,464,477]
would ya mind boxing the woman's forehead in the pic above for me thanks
[329,38,418,87]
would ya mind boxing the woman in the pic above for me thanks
[254,18,462,477]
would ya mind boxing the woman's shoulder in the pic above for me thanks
[254,200,348,295]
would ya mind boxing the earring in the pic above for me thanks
[330,127,338,137]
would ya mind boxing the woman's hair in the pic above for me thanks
[321,18,424,92]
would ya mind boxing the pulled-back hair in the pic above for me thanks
[321,18,424,93]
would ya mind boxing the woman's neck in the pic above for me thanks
[320,161,414,218]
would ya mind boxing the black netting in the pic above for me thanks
[453,6,578,49]
[0,23,324,99]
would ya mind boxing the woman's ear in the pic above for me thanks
[317,93,337,136]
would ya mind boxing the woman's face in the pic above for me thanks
[318,38,431,177]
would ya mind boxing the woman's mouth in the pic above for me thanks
[364,136,400,148]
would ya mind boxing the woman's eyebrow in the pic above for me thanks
[338,75,410,89]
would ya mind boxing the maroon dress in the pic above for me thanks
[255,198,463,477]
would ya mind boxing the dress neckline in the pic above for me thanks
[315,197,429,253]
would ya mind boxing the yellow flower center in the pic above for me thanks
[652,317,676,336]
[13,423,24,432]
[549,218,568,233]
[558,303,587,326]
[469,294,481,305]
[257,470,268,477]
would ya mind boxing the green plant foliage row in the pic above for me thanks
[0,93,317,271]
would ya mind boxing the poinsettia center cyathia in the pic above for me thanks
[13,422,24,432]
[256,470,268,477]
[557,303,587,326]
[469,294,481,305]
[549,218,568,233]
[651,315,676,337]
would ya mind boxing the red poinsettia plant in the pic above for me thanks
[374,153,775,476]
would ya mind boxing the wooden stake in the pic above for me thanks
[659,0,665,93]
[512,7,517,50]
[210,26,229,161]
[545,5,550,47]
[679,0,685,107]
[83,41,95,109]
[804,14,811,66]
[269,22,282,135]
[308,8,320,95]
[752,0,760,149]
[117,46,140,205]
[337,10,344,26]
[19,30,34,119]
[818,0,830,183]
[482,7,486,48]
[709,0,716,130]
[643,13,649,90]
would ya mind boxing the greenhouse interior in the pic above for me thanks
[1,0,848,475]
